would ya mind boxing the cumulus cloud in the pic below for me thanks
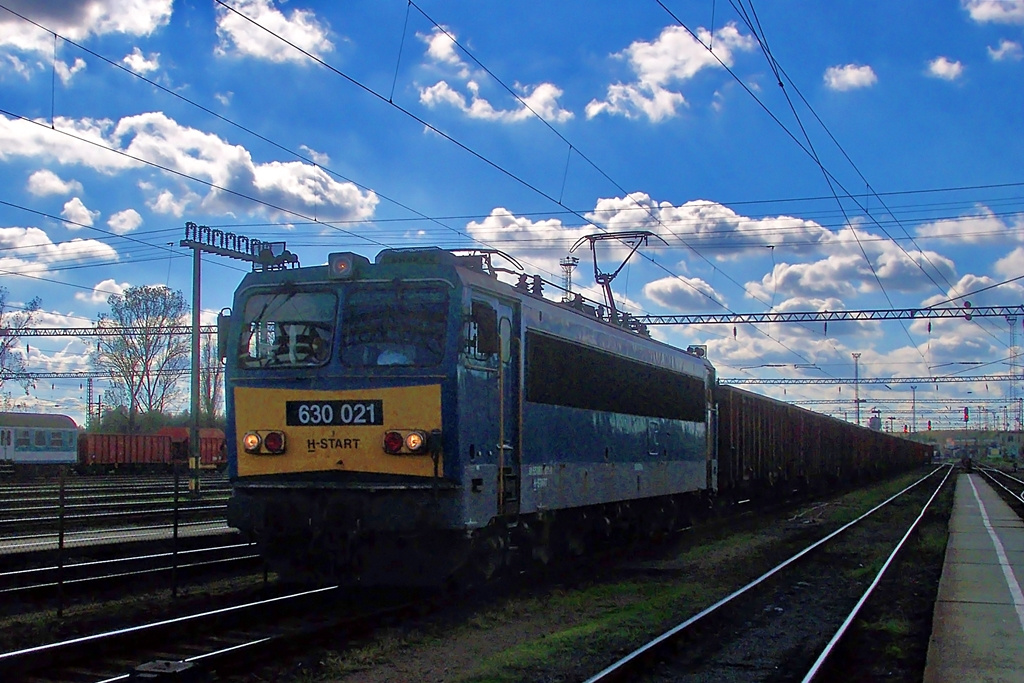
[215,0,333,63]
[419,25,471,79]
[994,247,1024,278]
[123,47,160,74]
[584,193,835,258]
[54,58,87,85]
[988,39,1023,60]
[61,197,99,227]
[928,57,964,80]
[0,0,172,54]
[823,64,877,91]
[644,275,726,311]
[107,208,142,234]
[26,169,82,196]
[0,112,378,223]
[587,23,755,121]
[417,27,572,124]
[963,0,1024,24]
[75,277,130,304]
[915,207,1023,245]
[744,228,956,302]
[0,226,119,278]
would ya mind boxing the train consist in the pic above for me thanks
[221,247,932,586]
[0,413,226,475]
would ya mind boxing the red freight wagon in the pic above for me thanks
[156,427,227,470]
[78,433,173,472]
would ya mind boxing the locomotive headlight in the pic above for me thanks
[405,431,426,452]
[242,432,262,453]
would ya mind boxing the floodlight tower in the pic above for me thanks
[560,256,579,302]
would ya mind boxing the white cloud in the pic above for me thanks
[0,0,173,54]
[215,0,333,63]
[3,53,35,79]
[928,57,965,80]
[988,39,1023,60]
[418,25,471,79]
[123,47,160,74]
[215,92,233,106]
[963,0,1024,24]
[644,275,726,311]
[299,144,330,165]
[0,226,119,278]
[744,228,957,302]
[75,278,130,304]
[26,169,82,196]
[587,23,755,121]
[994,247,1024,278]
[145,187,197,217]
[584,193,835,258]
[61,197,99,227]
[823,64,877,91]
[107,208,142,234]
[54,58,87,84]
[417,27,572,124]
[0,112,378,222]
[420,80,573,123]
[915,207,1023,245]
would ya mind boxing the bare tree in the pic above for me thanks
[199,334,224,426]
[0,286,41,395]
[91,285,190,432]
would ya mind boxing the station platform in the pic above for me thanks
[924,472,1024,682]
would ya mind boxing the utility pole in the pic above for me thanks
[852,353,862,426]
[911,385,917,433]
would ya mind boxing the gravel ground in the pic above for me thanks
[233,466,954,683]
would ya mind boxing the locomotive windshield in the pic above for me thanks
[339,282,449,367]
[239,290,336,368]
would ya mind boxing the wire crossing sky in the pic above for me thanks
[0,0,1022,431]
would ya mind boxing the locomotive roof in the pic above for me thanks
[0,412,78,429]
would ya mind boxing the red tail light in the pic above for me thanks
[383,431,404,454]
[263,431,286,454]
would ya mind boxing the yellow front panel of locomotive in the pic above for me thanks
[234,384,442,477]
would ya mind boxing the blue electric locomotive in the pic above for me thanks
[223,247,715,584]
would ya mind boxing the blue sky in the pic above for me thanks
[1,0,1023,433]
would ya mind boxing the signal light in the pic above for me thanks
[263,431,286,454]
[383,431,404,454]
[964,407,969,422]
[328,252,356,279]
[927,420,932,430]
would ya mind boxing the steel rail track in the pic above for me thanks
[0,583,436,682]
[801,465,953,681]
[582,466,951,682]
[0,585,339,680]
[0,541,260,600]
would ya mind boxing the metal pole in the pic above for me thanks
[190,246,201,497]
[911,385,917,433]
[852,353,861,426]
[172,463,180,598]
[57,465,66,618]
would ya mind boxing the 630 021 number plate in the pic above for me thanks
[285,400,383,426]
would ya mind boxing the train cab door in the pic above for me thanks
[0,427,11,460]
[496,302,521,517]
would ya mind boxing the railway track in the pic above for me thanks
[0,584,432,682]
[582,465,954,682]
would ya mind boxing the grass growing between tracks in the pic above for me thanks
[275,467,950,683]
